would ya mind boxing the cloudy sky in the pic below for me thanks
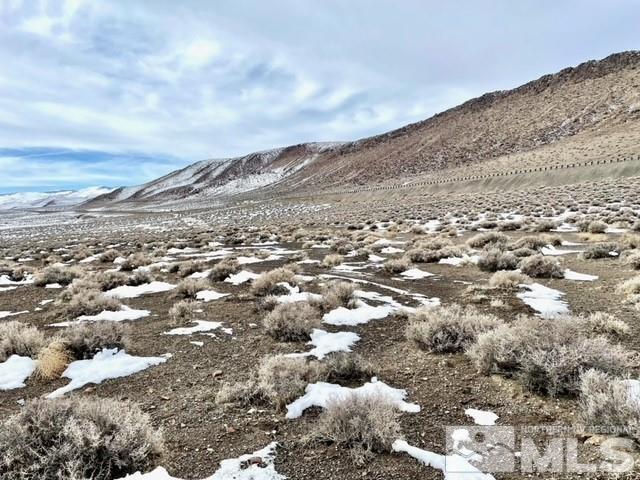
[1,0,638,193]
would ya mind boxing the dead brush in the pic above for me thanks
[169,300,197,326]
[488,270,531,290]
[263,301,322,341]
[307,393,401,465]
[174,279,207,299]
[0,321,47,361]
[62,321,130,360]
[322,254,344,268]
[468,315,635,397]
[314,280,358,311]
[518,254,564,278]
[0,397,164,480]
[406,304,503,353]
[251,267,298,296]
[208,257,240,282]
[33,265,81,287]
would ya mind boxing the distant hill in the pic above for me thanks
[81,51,640,208]
[0,187,114,210]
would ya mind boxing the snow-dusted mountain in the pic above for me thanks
[0,187,115,210]
[87,142,346,207]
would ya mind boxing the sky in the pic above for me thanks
[0,0,638,194]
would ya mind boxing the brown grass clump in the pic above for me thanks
[33,265,81,287]
[34,341,72,380]
[322,254,344,268]
[518,254,564,278]
[0,321,46,361]
[0,397,164,480]
[208,257,240,282]
[263,301,322,341]
[62,321,130,359]
[251,267,298,296]
[309,394,401,465]
[468,315,635,397]
[406,304,503,353]
[488,271,531,289]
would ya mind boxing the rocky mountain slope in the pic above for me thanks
[88,51,640,208]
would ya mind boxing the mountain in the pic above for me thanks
[0,187,115,210]
[87,51,640,208]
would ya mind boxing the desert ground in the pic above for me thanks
[3,172,640,479]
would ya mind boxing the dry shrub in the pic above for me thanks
[581,243,619,260]
[625,251,640,270]
[216,355,324,411]
[119,252,152,272]
[257,355,324,410]
[92,270,128,291]
[322,254,344,268]
[309,394,400,465]
[323,352,375,383]
[99,249,120,263]
[63,321,129,359]
[581,312,630,338]
[619,234,640,250]
[616,276,640,308]
[518,255,563,278]
[466,232,508,249]
[127,269,153,286]
[176,261,203,278]
[0,321,46,361]
[488,271,531,289]
[35,341,71,380]
[263,301,321,341]
[0,397,164,480]
[169,300,197,326]
[406,304,503,353]
[587,220,608,234]
[174,278,207,299]
[477,248,519,272]
[33,265,81,287]
[468,315,635,396]
[251,267,298,296]
[511,236,548,250]
[579,370,640,444]
[63,288,122,318]
[208,257,239,282]
[383,258,410,274]
[318,281,357,311]
[530,219,557,232]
